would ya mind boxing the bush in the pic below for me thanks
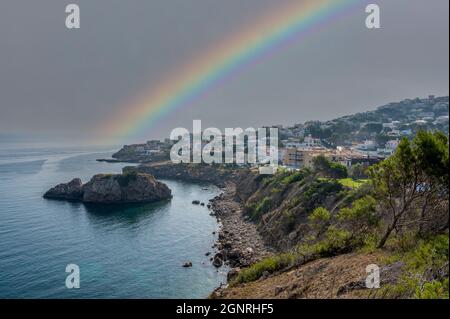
[403,234,448,273]
[232,253,297,285]
[303,179,342,202]
[313,155,348,178]
[308,207,331,232]
[298,226,353,257]
[309,207,331,223]
[248,197,272,220]
[282,209,296,229]
[281,170,306,185]
[337,195,378,226]
[348,163,368,179]
[380,235,449,299]
[414,278,449,299]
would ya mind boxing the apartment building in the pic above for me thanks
[283,147,368,169]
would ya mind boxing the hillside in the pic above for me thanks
[212,252,392,299]
[300,95,449,146]
[213,130,449,299]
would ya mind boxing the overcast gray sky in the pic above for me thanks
[0,0,448,144]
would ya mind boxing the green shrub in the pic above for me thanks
[415,278,449,299]
[380,235,449,299]
[309,207,331,223]
[302,179,342,203]
[403,234,449,273]
[313,155,348,178]
[337,195,378,226]
[271,187,282,194]
[381,275,449,299]
[281,171,305,185]
[249,197,272,220]
[289,197,301,209]
[298,226,353,257]
[282,209,296,230]
[308,207,331,232]
[232,253,297,285]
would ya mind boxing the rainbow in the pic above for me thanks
[101,0,366,144]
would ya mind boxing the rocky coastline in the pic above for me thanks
[207,182,273,281]
[126,162,272,279]
[46,159,272,293]
[125,161,244,188]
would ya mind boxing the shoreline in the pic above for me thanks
[208,182,272,288]
[106,160,271,295]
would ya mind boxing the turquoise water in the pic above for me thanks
[0,144,226,298]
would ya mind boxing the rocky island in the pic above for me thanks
[43,172,172,204]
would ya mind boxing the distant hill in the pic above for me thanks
[302,95,449,146]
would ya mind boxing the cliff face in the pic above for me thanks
[44,172,172,204]
[234,170,367,251]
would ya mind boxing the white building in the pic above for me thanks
[355,140,377,151]
[386,139,400,150]
[303,135,322,147]
[415,120,427,125]
[400,129,412,136]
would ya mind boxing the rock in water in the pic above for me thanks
[43,172,172,204]
[212,253,223,268]
[43,178,83,200]
[83,173,171,203]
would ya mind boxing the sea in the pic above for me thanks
[0,141,226,298]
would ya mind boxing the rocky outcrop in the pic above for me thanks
[44,172,172,204]
[43,178,84,200]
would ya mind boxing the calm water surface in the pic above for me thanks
[0,144,226,298]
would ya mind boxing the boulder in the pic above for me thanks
[244,247,254,256]
[82,173,171,203]
[43,173,172,204]
[227,268,240,281]
[43,178,83,200]
[274,286,284,295]
[212,253,223,268]
[227,248,242,260]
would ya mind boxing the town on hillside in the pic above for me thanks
[109,95,449,172]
